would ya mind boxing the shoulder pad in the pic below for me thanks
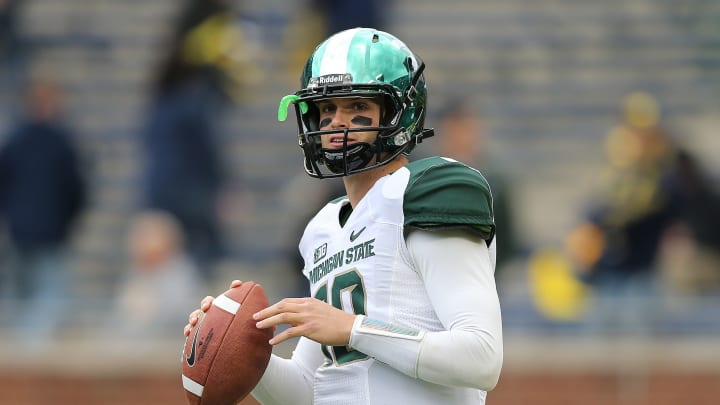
[404,157,495,239]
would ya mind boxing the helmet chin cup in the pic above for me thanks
[322,143,376,176]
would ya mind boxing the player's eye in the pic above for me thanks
[352,102,369,112]
[318,103,336,114]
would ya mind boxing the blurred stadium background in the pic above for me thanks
[0,0,719,404]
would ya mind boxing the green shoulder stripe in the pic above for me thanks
[404,157,495,240]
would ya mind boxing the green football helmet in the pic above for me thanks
[278,28,434,178]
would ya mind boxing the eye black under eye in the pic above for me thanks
[351,115,373,126]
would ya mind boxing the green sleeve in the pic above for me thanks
[403,158,495,240]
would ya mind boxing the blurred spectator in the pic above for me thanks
[0,78,86,343]
[435,98,519,273]
[170,0,257,102]
[140,0,251,280]
[111,211,204,338]
[566,92,679,334]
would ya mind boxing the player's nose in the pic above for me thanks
[329,112,349,128]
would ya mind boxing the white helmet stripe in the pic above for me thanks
[317,28,359,75]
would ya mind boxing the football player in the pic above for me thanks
[185,28,503,404]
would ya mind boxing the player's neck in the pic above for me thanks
[343,156,408,208]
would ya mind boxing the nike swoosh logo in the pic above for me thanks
[350,226,367,242]
[185,317,203,367]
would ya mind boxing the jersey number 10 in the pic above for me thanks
[314,268,369,365]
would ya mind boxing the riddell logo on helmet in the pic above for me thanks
[309,74,353,88]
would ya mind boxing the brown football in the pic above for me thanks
[182,281,273,405]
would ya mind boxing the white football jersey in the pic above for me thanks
[298,157,495,404]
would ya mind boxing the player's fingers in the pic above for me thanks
[184,324,192,336]
[255,311,302,330]
[268,328,292,345]
[253,302,284,321]
[229,279,243,288]
[268,319,337,346]
[253,297,310,321]
[189,309,202,325]
[267,323,307,345]
[200,296,214,312]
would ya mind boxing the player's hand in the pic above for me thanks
[253,297,356,346]
[183,279,243,336]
